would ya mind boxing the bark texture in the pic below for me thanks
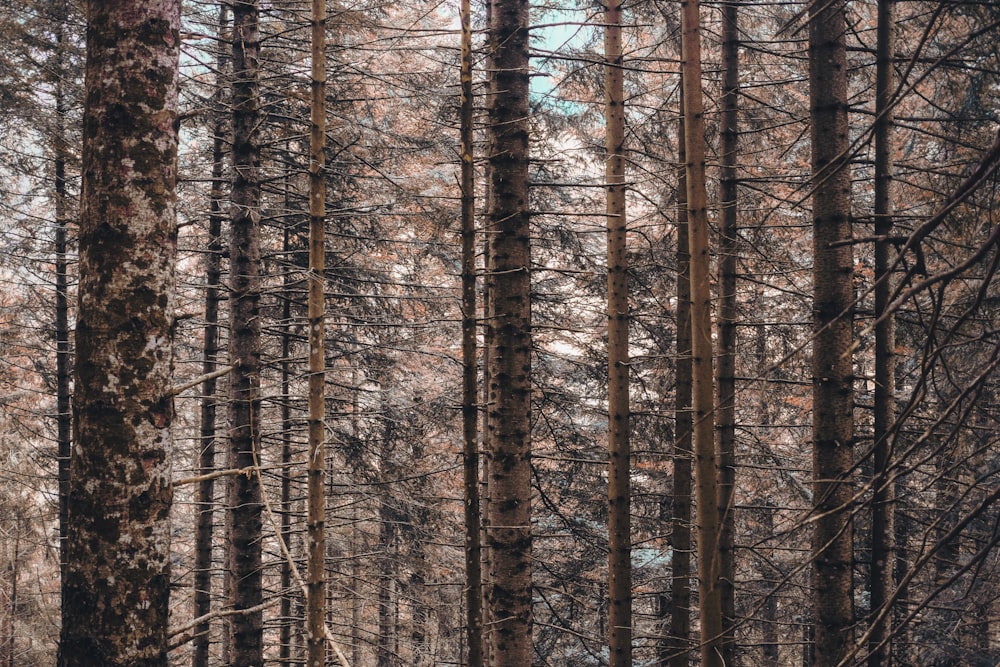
[605,0,632,662]
[717,3,739,664]
[485,0,533,663]
[681,0,723,663]
[227,1,264,665]
[809,0,855,662]
[59,1,181,665]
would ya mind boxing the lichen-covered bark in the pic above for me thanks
[809,0,855,662]
[59,2,180,666]
[485,0,533,663]
[227,1,264,666]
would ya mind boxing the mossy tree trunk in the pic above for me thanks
[59,1,181,665]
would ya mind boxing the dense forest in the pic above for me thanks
[1,0,999,665]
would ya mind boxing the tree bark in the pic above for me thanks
[668,82,693,667]
[717,2,739,664]
[681,0,723,664]
[485,0,533,663]
[227,1,264,665]
[868,1,895,665]
[605,0,632,662]
[193,9,228,667]
[809,0,855,662]
[59,1,180,665]
[306,1,328,666]
[459,0,484,658]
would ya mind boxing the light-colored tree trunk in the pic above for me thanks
[681,0,723,664]
[59,1,181,665]
[605,0,632,662]
[809,0,855,662]
[485,0,533,663]
[306,0,328,665]
[227,1,264,664]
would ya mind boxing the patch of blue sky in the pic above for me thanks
[530,3,595,103]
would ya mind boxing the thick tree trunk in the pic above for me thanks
[193,9,228,667]
[227,1,264,665]
[485,0,533,663]
[59,1,180,665]
[868,1,895,665]
[717,3,739,664]
[306,1,328,665]
[459,0,484,659]
[605,0,632,663]
[680,0,723,664]
[809,0,855,662]
[668,82,693,667]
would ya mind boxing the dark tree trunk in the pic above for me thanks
[485,0,533,663]
[227,1,264,665]
[809,0,855,661]
[717,2,739,664]
[193,9,228,667]
[59,1,181,665]
[668,81,693,667]
[868,1,896,665]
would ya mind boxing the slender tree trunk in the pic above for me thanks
[605,0,632,663]
[280,223,295,666]
[228,1,264,665]
[459,0,484,659]
[668,84,693,667]
[59,2,180,665]
[681,0,723,663]
[868,1,895,665]
[717,3,739,664]
[306,1,328,665]
[53,0,71,612]
[809,0,855,662]
[485,0,533,663]
[193,9,229,667]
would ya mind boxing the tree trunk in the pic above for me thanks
[605,0,632,662]
[717,2,739,664]
[59,1,180,665]
[227,1,264,665]
[460,0,484,659]
[668,82,693,667]
[809,0,855,661]
[485,0,533,663]
[868,1,895,664]
[681,0,723,663]
[193,9,228,667]
[306,1,328,665]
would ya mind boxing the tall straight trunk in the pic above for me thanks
[717,3,739,664]
[59,1,180,665]
[280,224,295,666]
[459,0,484,659]
[680,0,722,664]
[485,0,533,663]
[868,2,895,665]
[53,0,71,607]
[809,0,855,662]
[668,84,693,667]
[193,9,229,667]
[306,1,328,665]
[228,1,264,665]
[605,0,632,663]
